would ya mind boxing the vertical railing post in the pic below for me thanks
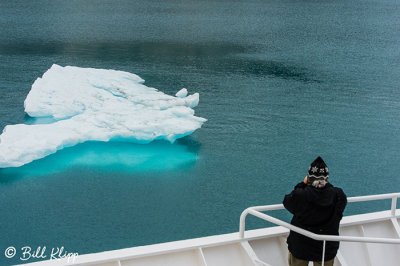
[239,209,249,238]
[321,240,326,266]
[391,196,397,217]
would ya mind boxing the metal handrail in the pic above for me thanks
[239,192,400,265]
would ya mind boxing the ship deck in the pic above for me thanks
[25,195,400,266]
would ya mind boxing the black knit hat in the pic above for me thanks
[307,156,329,184]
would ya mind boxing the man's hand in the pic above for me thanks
[304,176,308,184]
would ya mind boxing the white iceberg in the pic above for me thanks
[0,64,206,168]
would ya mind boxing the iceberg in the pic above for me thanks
[0,64,206,168]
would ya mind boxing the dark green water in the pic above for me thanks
[1,0,400,264]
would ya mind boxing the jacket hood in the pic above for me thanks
[305,183,336,207]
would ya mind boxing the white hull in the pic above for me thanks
[25,209,400,266]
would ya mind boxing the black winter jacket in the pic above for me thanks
[283,182,347,261]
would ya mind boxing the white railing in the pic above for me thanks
[239,192,400,266]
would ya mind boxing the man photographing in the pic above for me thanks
[283,156,347,266]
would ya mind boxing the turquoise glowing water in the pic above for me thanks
[1,0,400,264]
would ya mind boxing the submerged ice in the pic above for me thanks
[0,64,206,168]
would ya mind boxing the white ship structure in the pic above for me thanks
[25,192,400,266]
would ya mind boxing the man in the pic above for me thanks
[283,156,347,266]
